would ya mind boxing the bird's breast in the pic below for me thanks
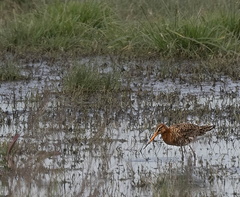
[161,132,178,146]
[161,131,193,146]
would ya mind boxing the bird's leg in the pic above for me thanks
[180,146,184,161]
[189,145,196,161]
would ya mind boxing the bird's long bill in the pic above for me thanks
[143,132,159,149]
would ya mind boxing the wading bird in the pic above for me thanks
[143,123,215,160]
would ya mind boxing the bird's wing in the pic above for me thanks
[170,123,200,137]
[170,123,200,146]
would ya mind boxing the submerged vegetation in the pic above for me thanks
[0,0,239,58]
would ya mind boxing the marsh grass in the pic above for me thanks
[0,62,26,81]
[0,1,114,53]
[0,0,39,20]
[64,63,120,94]
[140,14,240,58]
[0,0,239,58]
[105,0,240,57]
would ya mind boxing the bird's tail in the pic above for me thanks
[200,125,215,133]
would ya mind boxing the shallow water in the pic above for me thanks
[0,57,239,197]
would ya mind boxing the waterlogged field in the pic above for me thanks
[0,1,239,196]
[0,57,239,197]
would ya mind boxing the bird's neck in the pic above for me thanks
[161,124,170,134]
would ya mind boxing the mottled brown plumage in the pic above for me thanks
[144,123,215,149]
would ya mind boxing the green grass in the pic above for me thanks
[0,62,26,81]
[0,1,114,54]
[64,63,120,94]
[140,16,233,57]
[0,0,239,58]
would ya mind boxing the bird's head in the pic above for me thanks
[143,124,167,149]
